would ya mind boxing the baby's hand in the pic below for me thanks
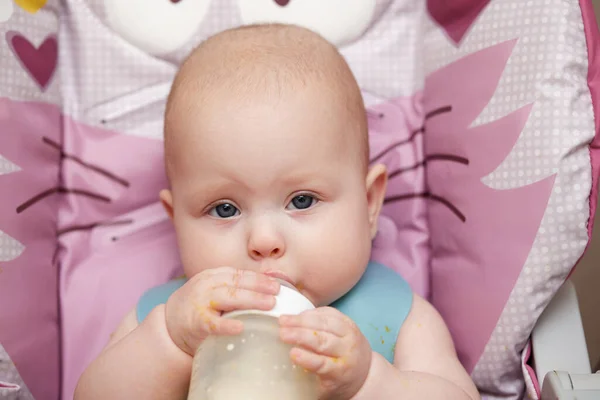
[279,307,372,400]
[165,267,280,355]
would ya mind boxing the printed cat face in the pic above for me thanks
[100,0,211,55]
[98,0,378,56]
[237,0,377,46]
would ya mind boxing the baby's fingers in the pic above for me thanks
[280,327,344,358]
[279,308,348,337]
[209,287,276,313]
[195,310,244,336]
[172,307,243,355]
[288,347,340,377]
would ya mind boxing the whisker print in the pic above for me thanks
[42,137,130,187]
[17,187,111,214]
[425,105,452,120]
[369,128,424,164]
[368,105,453,164]
[387,154,469,179]
[57,219,134,237]
[384,191,466,222]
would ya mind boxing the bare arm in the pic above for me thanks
[353,294,480,400]
[74,268,278,399]
[74,305,193,400]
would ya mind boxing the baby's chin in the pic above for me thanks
[298,286,352,308]
[296,269,369,307]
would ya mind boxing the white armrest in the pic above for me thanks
[531,279,592,397]
[541,371,600,400]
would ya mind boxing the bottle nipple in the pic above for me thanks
[275,278,298,291]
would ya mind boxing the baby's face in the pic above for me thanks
[163,84,385,306]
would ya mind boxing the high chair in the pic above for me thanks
[1,0,599,399]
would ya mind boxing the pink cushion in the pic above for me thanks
[423,1,599,398]
[0,6,61,399]
[1,2,599,400]
[0,99,61,400]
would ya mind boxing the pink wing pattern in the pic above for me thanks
[0,99,62,400]
[423,39,556,371]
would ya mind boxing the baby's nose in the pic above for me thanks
[249,246,283,260]
[248,229,285,260]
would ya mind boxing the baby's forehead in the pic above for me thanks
[171,93,367,175]
[183,83,353,142]
[165,24,368,176]
[168,93,365,179]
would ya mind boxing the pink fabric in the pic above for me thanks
[56,117,183,400]
[427,0,490,44]
[522,342,540,398]
[367,94,431,298]
[0,4,595,400]
[424,39,556,372]
[535,0,600,393]
[0,99,61,400]
[580,0,600,240]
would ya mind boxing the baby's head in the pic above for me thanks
[161,24,387,306]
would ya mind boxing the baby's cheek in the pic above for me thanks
[177,224,239,274]
[302,215,369,302]
[330,206,372,260]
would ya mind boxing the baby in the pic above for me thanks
[75,24,479,400]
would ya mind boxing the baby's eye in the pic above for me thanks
[287,195,317,211]
[209,203,240,218]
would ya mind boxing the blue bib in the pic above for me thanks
[137,261,412,364]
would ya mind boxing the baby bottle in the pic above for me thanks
[187,280,318,400]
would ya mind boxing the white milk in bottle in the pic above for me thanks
[187,280,318,400]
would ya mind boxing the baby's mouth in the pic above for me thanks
[262,270,296,288]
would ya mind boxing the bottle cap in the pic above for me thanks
[224,280,314,319]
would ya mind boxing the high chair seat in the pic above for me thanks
[0,1,599,399]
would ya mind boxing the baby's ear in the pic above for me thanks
[365,164,387,239]
[159,189,174,220]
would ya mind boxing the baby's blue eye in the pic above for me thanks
[209,203,239,218]
[287,195,317,210]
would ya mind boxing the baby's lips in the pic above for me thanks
[262,270,296,288]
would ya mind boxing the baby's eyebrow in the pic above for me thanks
[278,176,340,197]
[279,175,315,188]
[186,185,225,202]
[186,178,248,200]
[277,167,333,185]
